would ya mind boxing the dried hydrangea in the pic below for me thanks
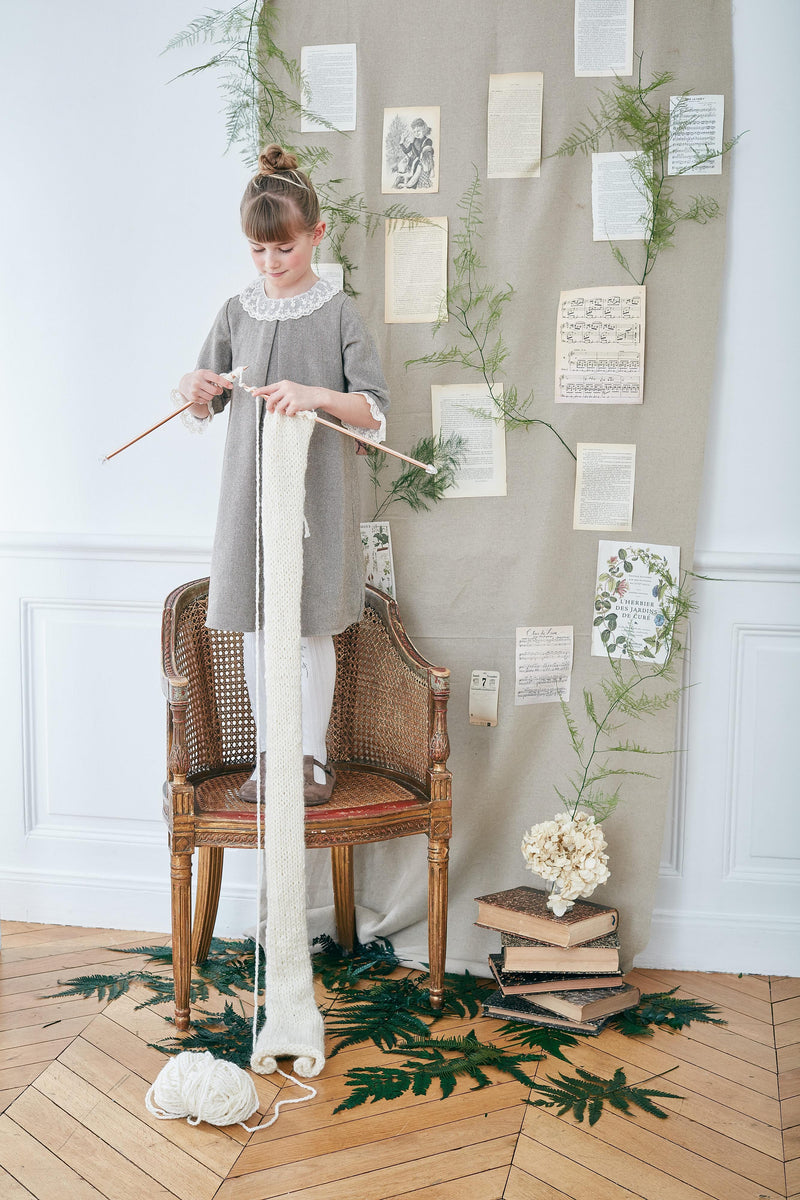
[520,811,610,915]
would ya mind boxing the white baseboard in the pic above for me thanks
[635,907,800,975]
[0,868,256,939]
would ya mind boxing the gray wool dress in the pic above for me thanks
[195,277,390,635]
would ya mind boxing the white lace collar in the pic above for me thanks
[238,275,341,322]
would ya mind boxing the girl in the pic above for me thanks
[176,144,389,805]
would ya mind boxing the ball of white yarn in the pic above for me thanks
[146,1051,259,1127]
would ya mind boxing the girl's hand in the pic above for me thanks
[177,370,232,415]
[252,380,319,416]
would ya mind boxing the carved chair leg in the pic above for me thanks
[170,850,193,1032]
[192,846,224,965]
[427,837,449,1010]
[331,843,355,951]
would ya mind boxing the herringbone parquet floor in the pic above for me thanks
[0,920,797,1199]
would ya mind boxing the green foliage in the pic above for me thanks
[164,3,427,293]
[611,987,725,1037]
[333,1029,543,1112]
[493,1021,580,1063]
[44,933,725,1127]
[440,969,497,1018]
[326,969,494,1056]
[311,933,403,990]
[559,552,694,823]
[45,937,263,1009]
[43,971,166,1006]
[527,1064,681,1125]
[405,169,574,457]
[554,56,741,283]
[326,978,436,1056]
[367,433,467,521]
[159,1001,258,1068]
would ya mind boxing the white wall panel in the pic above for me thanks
[21,597,165,842]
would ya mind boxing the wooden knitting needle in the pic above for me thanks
[310,412,437,473]
[100,399,196,463]
[101,369,438,474]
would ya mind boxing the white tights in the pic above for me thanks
[242,632,337,785]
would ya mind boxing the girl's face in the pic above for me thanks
[248,220,325,298]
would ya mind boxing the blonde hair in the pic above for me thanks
[241,145,321,243]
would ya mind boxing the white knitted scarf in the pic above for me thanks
[250,407,325,1079]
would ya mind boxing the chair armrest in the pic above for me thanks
[161,577,209,784]
[161,577,209,701]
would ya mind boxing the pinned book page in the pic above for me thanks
[592,151,651,241]
[555,285,645,404]
[574,0,633,77]
[361,521,396,599]
[487,73,543,178]
[382,107,440,194]
[313,261,345,290]
[668,95,724,176]
[300,44,357,132]
[573,444,635,531]
[591,541,680,662]
[469,670,500,726]
[515,627,573,705]
[385,219,448,324]
[431,384,507,498]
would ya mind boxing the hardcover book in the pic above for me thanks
[531,982,640,1022]
[488,953,623,996]
[475,885,617,947]
[482,989,611,1036]
[501,929,620,973]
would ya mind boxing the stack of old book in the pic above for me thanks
[476,885,639,1035]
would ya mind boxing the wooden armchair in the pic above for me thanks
[161,579,452,1030]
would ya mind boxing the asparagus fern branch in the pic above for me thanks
[367,433,466,521]
[559,551,694,823]
[405,169,574,457]
[554,55,741,283]
[164,2,427,293]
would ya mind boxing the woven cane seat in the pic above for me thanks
[193,766,426,821]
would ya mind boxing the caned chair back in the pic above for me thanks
[169,581,432,788]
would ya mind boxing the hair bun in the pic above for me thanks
[258,144,299,175]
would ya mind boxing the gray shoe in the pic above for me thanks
[238,752,266,803]
[303,755,336,806]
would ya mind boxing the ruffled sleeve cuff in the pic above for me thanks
[172,389,213,433]
[342,391,386,444]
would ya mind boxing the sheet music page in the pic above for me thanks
[384,219,448,324]
[431,383,507,498]
[591,541,681,661]
[515,626,573,705]
[574,0,633,77]
[668,95,724,176]
[592,151,651,241]
[573,443,636,530]
[555,285,645,404]
[487,72,543,178]
[300,44,357,132]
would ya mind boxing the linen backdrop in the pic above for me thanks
[250,0,731,972]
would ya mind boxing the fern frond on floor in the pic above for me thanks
[611,987,724,1036]
[494,1021,580,1062]
[310,933,403,989]
[526,1064,681,1124]
[334,1029,543,1112]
